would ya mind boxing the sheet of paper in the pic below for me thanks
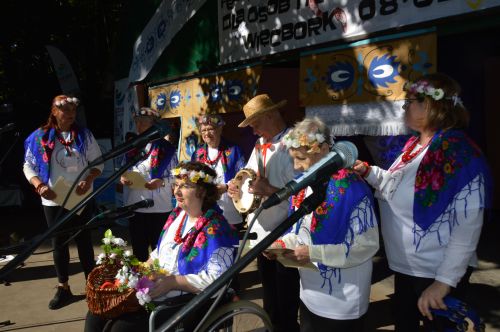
[266,248,318,270]
[122,171,148,189]
[52,176,91,215]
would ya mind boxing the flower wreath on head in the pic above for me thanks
[404,81,464,107]
[197,114,225,127]
[283,131,329,154]
[172,166,217,184]
[54,97,79,107]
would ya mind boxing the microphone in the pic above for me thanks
[98,199,154,219]
[88,119,171,167]
[261,141,358,210]
[0,123,15,135]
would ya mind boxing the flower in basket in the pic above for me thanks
[96,229,168,312]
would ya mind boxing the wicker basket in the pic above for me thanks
[86,264,142,319]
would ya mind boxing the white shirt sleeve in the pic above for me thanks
[23,162,38,183]
[23,144,38,182]
[435,175,484,287]
[309,197,379,268]
[183,246,235,291]
[364,165,388,191]
[85,132,104,172]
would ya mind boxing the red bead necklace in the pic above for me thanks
[401,138,426,163]
[292,189,307,208]
[173,213,189,244]
[201,148,223,168]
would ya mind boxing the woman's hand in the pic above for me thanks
[76,180,92,195]
[120,176,133,187]
[145,178,164,190]
[248,176,275,197]
[38,184,57,200]
[282,245,311,265]
[76,169,100,195]
[227,180,240,199]
[148,275,175,299]
[417,280,451,320]
[352,160,371,178]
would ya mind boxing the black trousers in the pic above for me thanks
[257,254,300,332]
[128,211,169,262]
[393,267,473,332]
[43,204,95,283]
[299,300,365,332]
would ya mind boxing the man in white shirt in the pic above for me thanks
[228,94,300,332]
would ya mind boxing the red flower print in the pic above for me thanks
[433,149,444,163]
[310,217,317,232]
[194,232,207,248]
[333,169,348,180]
[430,169,444,190]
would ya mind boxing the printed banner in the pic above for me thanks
[218,0,499,64]
[149,66,261,161]
[129,0,207,83]
[114,78,138,166]
[300,33,436,105]
[302,33,436,136]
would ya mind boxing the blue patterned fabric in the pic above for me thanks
[158,207,238,275]
[412,130,492,232]
[191,138,245,183]
[24,125,91,183]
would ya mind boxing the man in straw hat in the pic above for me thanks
[228,94,300,331]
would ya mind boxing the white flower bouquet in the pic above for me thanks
[86,229,167,316]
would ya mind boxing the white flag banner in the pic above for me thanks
[46,45,87,126]
[128,0,207,83]
[114,78,129,149]
[218,0,500,64]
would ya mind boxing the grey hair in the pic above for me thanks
[289,116,333,146]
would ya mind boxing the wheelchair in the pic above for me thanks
[148,288,273,332]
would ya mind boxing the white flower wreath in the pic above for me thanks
[283,131,328,154]
[404,81,463,107]
[172,167,216,184]
[54,97,79,107]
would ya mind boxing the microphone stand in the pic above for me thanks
[156,182,328,332]
[57,211,135,248]
[0,152,146,282]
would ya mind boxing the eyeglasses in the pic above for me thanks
[403,98,422,108]
[172,182,196,191]
[200,128,216,134]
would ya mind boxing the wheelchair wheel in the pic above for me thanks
[197,299,273,332]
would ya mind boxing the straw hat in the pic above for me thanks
[238,94,287,127]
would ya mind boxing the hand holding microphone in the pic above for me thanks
[262,141,358,210]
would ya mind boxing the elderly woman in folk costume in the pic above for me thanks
[191,113,246,225]
[354,73,492,332]
[119,107,178,262]
[23,95,103,309]
[268,117,379,332]
[85,161,239,332]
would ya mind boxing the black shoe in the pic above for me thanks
[48,286,73,310]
